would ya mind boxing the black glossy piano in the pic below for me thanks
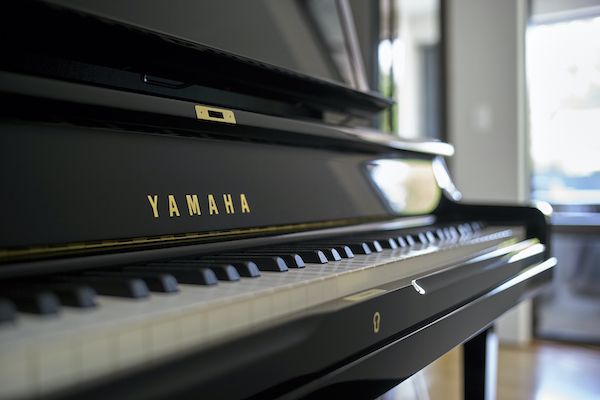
[0,1,555,399]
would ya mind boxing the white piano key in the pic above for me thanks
[117,327,149,369]
[226,299,251,333]
[207,304,232,341]
[270,282,292,317]
[38,339,77,393]
[251,292,273,325]
[0,346,33,400]
[80,334,115,380]
[151,318,182,358]
[179,309,208,348]
[287,285,308,314]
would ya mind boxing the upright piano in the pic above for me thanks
[0,1,555,399]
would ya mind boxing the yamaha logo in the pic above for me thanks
[146,193,251,219]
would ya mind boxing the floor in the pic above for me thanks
[381,341,600,400]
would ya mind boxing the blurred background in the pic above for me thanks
[349,0,600,398]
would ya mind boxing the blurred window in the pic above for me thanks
[528,16,600,212]
[378,0,442,139]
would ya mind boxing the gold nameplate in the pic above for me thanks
[194,104,236,124]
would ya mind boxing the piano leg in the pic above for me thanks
[463,326,498,400]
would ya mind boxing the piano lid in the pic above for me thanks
[2,1,391,118]
[45,0,371,92]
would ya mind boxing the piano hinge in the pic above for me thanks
[194,104,236,124]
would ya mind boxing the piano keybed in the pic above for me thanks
[0,222,525,399]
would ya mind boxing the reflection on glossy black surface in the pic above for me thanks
[366,159,441,215]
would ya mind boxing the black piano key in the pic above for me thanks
[405,235,416,246]
[293,245,351,259]
[346,243,372,255]
[127,266,218,285]
[396,236,408,247]
[459,223,473,236]
[164,262,240,282]
[230,252,305,268]
[10,281,97,308]
[274,247,340,262]
[207,265,240,281]
[88,271,179,293]
[443,227,453,239]
[247,247,328,268]
[436,228,446,241]
[0,298,17,323]
[312,248,341,261]
[203,255,288,272]
[43,283,97,308]
[426,231,437,243]
[418,232,429,245]
[295,250,328,264]
[267,249,328,264]
[229,261,261,278]
[345,239,383,252]
[327,245,354,258]
[449,226,459,239]
[363,240,384,252]
[380,237,399,249]
[358,237,398,249]
[173,260,261,278]
[312,242,371,255]
[53,276,149,299]
[4,290,61,315]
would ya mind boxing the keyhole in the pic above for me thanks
[373,311,381,333]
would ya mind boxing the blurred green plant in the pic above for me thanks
[379,72,398,134]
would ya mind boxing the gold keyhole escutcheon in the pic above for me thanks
[373,311,381,333]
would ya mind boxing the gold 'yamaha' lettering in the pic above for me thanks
[147,195,159,218]
[168,194,180,217]
[240,193,251,213]
[147,193,251,220]
[207,194,219,215]
[223,194,235,214]
[186,194,201,216]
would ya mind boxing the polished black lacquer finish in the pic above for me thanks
[0,2,553,400]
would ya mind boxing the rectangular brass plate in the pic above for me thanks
[194,104,236,124]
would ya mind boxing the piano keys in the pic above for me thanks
[0,221,555,399]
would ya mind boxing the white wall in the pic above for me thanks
[446,0,532,344]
